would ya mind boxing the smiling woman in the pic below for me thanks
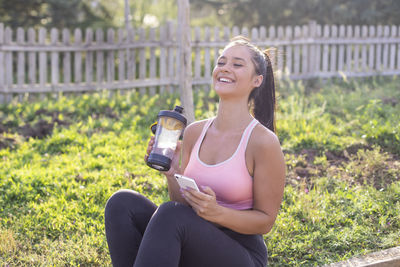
[104,36,285,267]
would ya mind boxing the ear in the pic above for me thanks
[253,75,263,88]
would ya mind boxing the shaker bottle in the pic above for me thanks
[147,106,187,171]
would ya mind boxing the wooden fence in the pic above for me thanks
[1,21,400,102]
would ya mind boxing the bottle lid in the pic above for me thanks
[157,105,187,126]
[174,106,184,113]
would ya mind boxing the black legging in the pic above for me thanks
[104,189,268,267]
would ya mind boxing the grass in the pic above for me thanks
[0,77,399,266]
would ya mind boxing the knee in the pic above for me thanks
[157,201,189,215]
[153,201,194,224]
[105,189,140,217]
[147,202,201,238]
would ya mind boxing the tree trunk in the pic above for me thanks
[177,0,195,124]
[124,0,131,31]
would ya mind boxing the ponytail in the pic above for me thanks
[225,36,277,132]
[248,51,276,133]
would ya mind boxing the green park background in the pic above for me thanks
[1,0,400,266]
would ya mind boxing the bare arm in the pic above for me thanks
[183,126,286,234]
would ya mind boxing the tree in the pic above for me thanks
[190,0,400,27]
[0,0,113,29]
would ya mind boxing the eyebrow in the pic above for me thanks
[218,56,246,62]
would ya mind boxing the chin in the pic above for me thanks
[214,89,243,101]
[213,87,231,98]
[214,83,235,94]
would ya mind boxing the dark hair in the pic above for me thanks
[225,36,276,133]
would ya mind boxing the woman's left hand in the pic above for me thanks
[182,186,223,222]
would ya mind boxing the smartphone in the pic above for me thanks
[174,174,200,192]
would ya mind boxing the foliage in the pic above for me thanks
[191,0,400,27]
[0,0,114,29]
[0,77,399,266]
[2,0,400,30]
[0,0,176,30]
[268,180,400,266]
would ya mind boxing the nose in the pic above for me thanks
[220,66,229,73]
[218,63,231,73]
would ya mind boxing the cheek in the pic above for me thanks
[211,67,219,83]
[212,66,218,77]
[237,71,252,83]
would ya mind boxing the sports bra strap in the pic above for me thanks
[198,118,214,141]
[242,118,258,148]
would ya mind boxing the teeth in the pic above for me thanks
[219,78,232,83]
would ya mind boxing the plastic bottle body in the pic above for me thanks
[150,117,184,166]
[147,106,186,171]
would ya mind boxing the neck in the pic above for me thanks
[214,98,253,132]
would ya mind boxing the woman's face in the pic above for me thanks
[212,45,263,99]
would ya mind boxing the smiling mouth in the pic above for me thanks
[218,77,234,83]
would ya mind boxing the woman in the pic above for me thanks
[105,36,286,267]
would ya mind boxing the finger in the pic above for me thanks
[184,190,211,210]
[200,186,216,198]
[145,148,151,159]
[183,192,205,214]
[173,141,182,156]
[185,188,205,199]
[181,189,197,208]
[184,188,213,204]
[176,140,182,151]
[182,189,201,205]
[146,138,155,155]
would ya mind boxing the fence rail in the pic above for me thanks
[1,21,400,102]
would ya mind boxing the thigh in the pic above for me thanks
[179,225,264,267]
[174,208,266,267]
[135,202,266,267]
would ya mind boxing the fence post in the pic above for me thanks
[50,28,59,86]
[28,28,37,87]
[38,27,47,99]
[138,27,146,95]
[17,27,25,98]
[308,21,317,77]
[0,23,4,104]
[149,27,157,95]
[86,28,94,85]
[4,27,12,103]
[74,29,83,84]
[177,0,195,123]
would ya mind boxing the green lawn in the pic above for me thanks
[0,77,399,266]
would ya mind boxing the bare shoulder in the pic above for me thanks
[249,123,286,182]
[250,123,282,153]
[182,118,210,149]
[183,118,209,138]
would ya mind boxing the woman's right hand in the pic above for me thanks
[144,136,182,177]
[144,136,155,163]
[161,140,182,177]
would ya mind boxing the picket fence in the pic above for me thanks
[1,21,400,102]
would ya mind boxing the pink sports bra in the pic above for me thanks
[183,117,259,210]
